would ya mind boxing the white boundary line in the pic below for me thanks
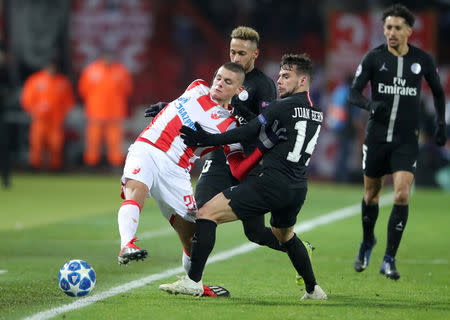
[24,193,393,320]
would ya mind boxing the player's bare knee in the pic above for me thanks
[271,227,294,243]
[124,179,148,208]
[364,192,380,205]
[393,189,410,205]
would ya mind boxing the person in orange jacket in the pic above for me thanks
[21,59,75,170]
[78,51,132,167]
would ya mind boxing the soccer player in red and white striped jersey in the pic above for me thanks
[116,63,284,290]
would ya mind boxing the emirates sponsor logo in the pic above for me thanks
[132,168,141,174]
[211,113,220,120]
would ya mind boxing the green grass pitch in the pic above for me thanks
[0,174,449,320]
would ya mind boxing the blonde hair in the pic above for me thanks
[230,26,260,48]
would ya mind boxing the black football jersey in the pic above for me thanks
[352,44,443,144]
[208,91,323,187]
[202,67,276,176]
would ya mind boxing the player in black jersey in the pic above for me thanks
[145,27,312,257]
[159,53,327,300]
[348,4,447,280]
[195,26,284,252]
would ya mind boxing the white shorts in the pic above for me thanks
[121,141,197,223]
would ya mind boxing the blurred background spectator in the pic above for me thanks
[78,49,132,168]
[1,0,449,186]
[20,57,74,171]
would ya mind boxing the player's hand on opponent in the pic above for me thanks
[180,122,213,147]
[369,101,389,124]
[257,120,287,153]
[144,102,168,118]
[434,123,447,146]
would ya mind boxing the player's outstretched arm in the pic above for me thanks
[180,117,261,147]
[227,120,287,180]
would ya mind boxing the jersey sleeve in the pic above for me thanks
[423,53,446,124]
[255,77,277,113]
[352,52,373,92]
[348,52,374,110]
[226,147,263,180]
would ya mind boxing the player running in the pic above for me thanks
[349,4,447,280]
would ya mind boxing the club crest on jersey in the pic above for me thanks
[212,109,232,119]
[238,89,249,101]
[411,63,421,74]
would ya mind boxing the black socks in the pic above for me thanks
[188,219,217,282]
[361,199,379,243]
[386,204,408,257]
[283,235,317,293]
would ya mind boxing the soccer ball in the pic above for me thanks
[58,259,96,297]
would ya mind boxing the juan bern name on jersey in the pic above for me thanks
[292,107,323,122]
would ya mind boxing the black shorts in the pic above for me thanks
[222,172,307,228]
[195,171,239,209]
[362,142,418,178]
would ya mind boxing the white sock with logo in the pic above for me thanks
[118,200,141,249]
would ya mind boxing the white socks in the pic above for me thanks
[182,249,191,274]
[118,200,141,248]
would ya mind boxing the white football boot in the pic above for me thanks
[159,275,204,296]
[301,285,328,300]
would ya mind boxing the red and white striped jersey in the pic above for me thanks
[137,79,243,171]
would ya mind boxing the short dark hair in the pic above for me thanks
[221,62,245,84]
[230,26,260,48]
[382,4,415,27]
[280,53,313,81]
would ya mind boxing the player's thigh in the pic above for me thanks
[197,192,238,224]
[145,146,197,223]
[222,175,270,222]
[391,143,418,175]
[270,187,307,228]
[362,143,391,178]
[122,142,156,199]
